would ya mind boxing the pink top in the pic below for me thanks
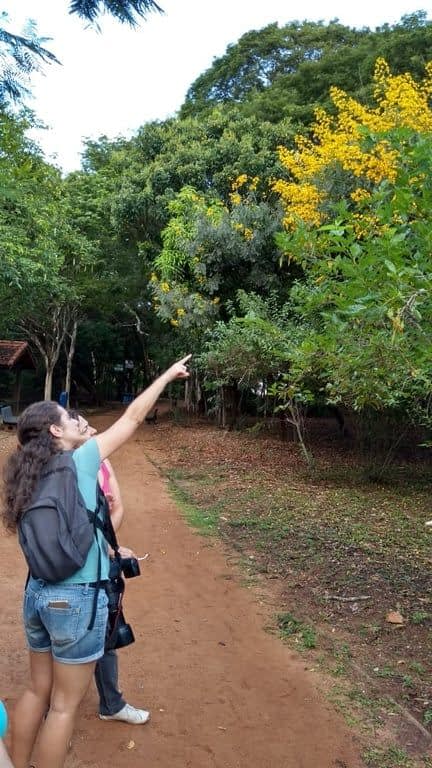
[99,461,111,495]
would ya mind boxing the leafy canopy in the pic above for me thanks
[181,14,432,126]
[273,60,432,418]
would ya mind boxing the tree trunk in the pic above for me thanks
[286,400,314,467]
[13,369,22,412]
[44,365,55,401]
[124,304,151,383]
[185,369,205,415]
[64,316,78,409]
[20,303,70,402]
[184,378,191,411]
[218,384,240,429]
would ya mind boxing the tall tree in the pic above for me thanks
[272,60,432,436]
[0,107,95,399]
[84,107,293,252]
[181,14,432,125]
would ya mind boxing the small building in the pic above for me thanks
[0,341,36,411]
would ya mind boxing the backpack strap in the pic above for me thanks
[86,482,120,631]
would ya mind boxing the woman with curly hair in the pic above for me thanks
[70,411,150,726]
[2,355,190,768]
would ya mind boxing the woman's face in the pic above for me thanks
[53,407,82,449]
[73,415,97,446]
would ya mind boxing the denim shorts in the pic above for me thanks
[23,577,108,665]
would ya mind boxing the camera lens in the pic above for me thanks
[115,621,135,648]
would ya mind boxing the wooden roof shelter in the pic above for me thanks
[0,341,36,410]
[0,341,35,370]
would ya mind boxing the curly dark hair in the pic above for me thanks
[2,401,63,532]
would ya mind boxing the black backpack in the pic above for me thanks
[18,451,97,582]
[18,452,117,628]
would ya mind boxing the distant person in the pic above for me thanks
[1,355,190,768]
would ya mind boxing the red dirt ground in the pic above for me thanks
[0,413,364,768]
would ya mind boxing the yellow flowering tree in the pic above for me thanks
[272,60,432,439]
[274,58,432,232]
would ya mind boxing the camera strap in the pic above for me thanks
[86,483,120,630]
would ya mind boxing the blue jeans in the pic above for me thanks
[95,649,126,715]
[24,578,108,664]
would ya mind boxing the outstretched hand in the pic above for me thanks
[167,354,192,381]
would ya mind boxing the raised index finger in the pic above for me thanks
[179,353,192,365]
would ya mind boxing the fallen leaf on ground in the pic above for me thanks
[386,610,404,624]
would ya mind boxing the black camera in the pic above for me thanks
[120,556,140,579]
[108,555,140,580]
[105,575,135,651]
[111,611,135,649]
[105,555,139,651]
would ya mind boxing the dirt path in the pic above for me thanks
[0,415,364,768]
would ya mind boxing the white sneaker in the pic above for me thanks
[99,703,150,725]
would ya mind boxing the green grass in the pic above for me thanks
[276,612,317,649]
[363,746,432,768]
[424,709,432,726]
[373,665,396,679]
[411,610,431,625]
[167,481,220,535]
[165,463,432,571]
[409,661,426,675]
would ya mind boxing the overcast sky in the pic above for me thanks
[8,0,431,172]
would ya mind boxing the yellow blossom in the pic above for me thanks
[350,188,371,203]
[229,192,241,206]
[231,174,248,191]
[274,59,432,233]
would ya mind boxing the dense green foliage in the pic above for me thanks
[181,13,432,124]
[1,12,432,467]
